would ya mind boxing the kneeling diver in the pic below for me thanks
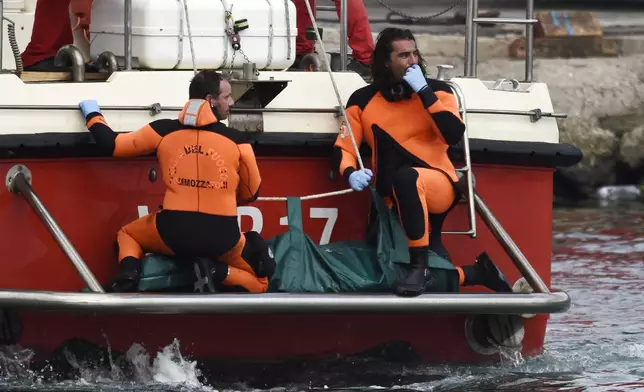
[78,70,275,293]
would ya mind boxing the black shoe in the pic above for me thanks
[393,247,432,297]
[106,256,141,293]
[470,252,513,292]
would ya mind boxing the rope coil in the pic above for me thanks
[3,17,23,73]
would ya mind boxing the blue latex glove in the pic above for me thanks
[79,99,101,118]
[402,64,428,93]
[348,169,373,192]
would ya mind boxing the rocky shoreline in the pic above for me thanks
[321,30,644,201]
[441,52,644,202]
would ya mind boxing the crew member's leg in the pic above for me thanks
[390,167,511,296]
[21,0,74,71]
[110,212,175,292]
[390,166,455,296]
[155,211,274,294]
[456,251,512,292]
[291,0,317,70]
[332,0,373,76]
[215,232,274,293]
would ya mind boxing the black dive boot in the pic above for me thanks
[393,247,432,297]
[107,256,142,292]
[461,252,512,292]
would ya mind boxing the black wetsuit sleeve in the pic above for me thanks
[84,112,176,157]
[417,81,465,145]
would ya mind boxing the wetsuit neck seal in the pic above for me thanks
[376,80,414,102]
[178,99,219,127]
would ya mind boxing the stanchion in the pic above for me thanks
[5,165,105,293]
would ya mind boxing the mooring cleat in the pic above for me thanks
[475,252,512,292]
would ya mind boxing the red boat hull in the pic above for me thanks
[0,156,554,364]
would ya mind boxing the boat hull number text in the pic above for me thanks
[137,205,338,245]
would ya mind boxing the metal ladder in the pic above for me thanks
[432,65,476,239]
[465,0,538,82]
[439,0,538,239]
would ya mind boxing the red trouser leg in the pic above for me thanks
[21,0,74,68]
[333,0,374,65]
[292,0,316,56]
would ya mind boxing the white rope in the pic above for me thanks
[300,0,365,172]
[181,0,198,75]
[257,188,354,202]
[256,0,368,202]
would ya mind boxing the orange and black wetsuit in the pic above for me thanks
[333,79,465,259]
[85,99,272,293]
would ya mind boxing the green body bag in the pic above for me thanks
[267,186,460,293]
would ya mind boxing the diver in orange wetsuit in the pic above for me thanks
[21,0,94,71]
[78,70,275,293]
[333,28,512,297]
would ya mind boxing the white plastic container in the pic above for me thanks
[88,0,298,70]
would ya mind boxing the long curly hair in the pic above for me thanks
[370,27,428,88]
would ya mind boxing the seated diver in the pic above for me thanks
[78,70,275,293]
[332,27,513,297]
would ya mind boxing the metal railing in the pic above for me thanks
[473,191,549,293]
[5,165,105,293]
[339,0,347,71]
[465,0,537,82]
[1,0,4,70]
[442,74,477,238]
[314,1,349,71]
[124,0,132,70]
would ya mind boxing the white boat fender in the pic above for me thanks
[512,277,537,318]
